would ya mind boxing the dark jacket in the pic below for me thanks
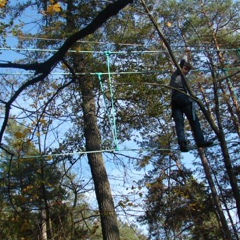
[170,58,192,110]
[169,58,188,97]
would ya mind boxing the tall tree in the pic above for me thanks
[0,0,239,239]
[0,119,67,239]
[0,1,135,239]
[137,0,239,238]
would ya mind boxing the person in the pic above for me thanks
[169,54,213,152]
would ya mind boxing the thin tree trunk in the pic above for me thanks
[201,2,240,220]
[141,0,240,220]
[40,158,53,240]
[198,148,232,240]
[198,81,239,238]
[41,209,48,240]
[81,80,120,240]
[209,56,240,219]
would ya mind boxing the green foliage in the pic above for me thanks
[0,0,239,239]
[0,120,66,239]
[139,168,223,239]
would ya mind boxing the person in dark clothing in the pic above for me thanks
[170,55,213,152]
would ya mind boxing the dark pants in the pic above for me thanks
[172,93,204,144]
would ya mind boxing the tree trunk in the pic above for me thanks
[40,158,53,240]
[41,209,48,240]
[142,0,240,221]
[81,80,120,240]
[198,148,232,240]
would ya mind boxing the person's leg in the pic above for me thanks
[173,108,185,142]
[173,108,188,151]
[183,103,213,147]
[184,104,204,143]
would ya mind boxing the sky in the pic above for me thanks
[0,1,231,234]
[0,0,204,185]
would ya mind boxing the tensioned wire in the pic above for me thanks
[0,147,179,161]
[0,70,164,75]
[5,34,240,52]
[0,47,239,54]
[1,67,239,75]
[0,47,239,75]
[0,49,238,159]
[1,141,239,161]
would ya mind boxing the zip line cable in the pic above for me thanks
[0,49,238,158]
[7,34,144,47]
[3,140,238,161]
[0,140,237,161]
[0,70,165,76]
[0,147,180,161]
[1,67,239,76]
[0,47,239,54]
[5,34,240,52]
[0,47,239,75]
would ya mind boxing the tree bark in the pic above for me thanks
[0,0,134,146]
[41,209,48,240]
[81,80,120,240]
[198,148,232,240]
[141,0,240,221]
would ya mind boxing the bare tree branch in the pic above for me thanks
[0,0,134,144]
[0,0,134,75]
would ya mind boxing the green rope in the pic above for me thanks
[97,52,119,150]
[105,51,119,149]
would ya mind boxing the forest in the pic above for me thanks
[0,0,239,239]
